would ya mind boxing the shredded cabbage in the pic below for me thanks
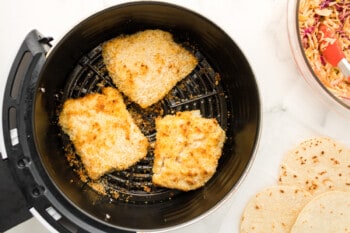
[299,0,350,98]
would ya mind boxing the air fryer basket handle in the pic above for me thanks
[1,30,52,232]
[4,29,52,105]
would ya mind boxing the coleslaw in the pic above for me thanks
[299,0,350,98]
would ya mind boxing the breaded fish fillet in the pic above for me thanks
[59,87,149,180]
[152,110,226,191]
[102,29,198,108]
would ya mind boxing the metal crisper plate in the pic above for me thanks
[59,43,229,204]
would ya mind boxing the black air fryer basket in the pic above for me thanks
[1,2,260,232]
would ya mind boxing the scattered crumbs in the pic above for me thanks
[214,73,221,85]
[88,182,107,195]
[143,185,151,193]
[109,190,120,200]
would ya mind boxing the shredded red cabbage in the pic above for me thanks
[320,0,333,9]
[303,26,315,35]
[320,54,327,66]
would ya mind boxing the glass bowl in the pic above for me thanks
[287,0,350,114]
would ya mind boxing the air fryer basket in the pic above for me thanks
[4,2,260,232]
[60,42,229,203]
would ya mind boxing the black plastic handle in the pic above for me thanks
[1,29,52,232]
[3,30,52,109]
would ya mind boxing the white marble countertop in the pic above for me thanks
[2,0,350,232]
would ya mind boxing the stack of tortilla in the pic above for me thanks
[240,137,350,233]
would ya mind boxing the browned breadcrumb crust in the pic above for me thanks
[102,29,198,108]
[152,110,226,191]
[59,87,149,180]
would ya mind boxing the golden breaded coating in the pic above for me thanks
[102,29,198,108]
[59,87,149,180]
[152,110,226,191]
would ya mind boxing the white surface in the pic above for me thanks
[2,0,350,233]
[5,218,50,233]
